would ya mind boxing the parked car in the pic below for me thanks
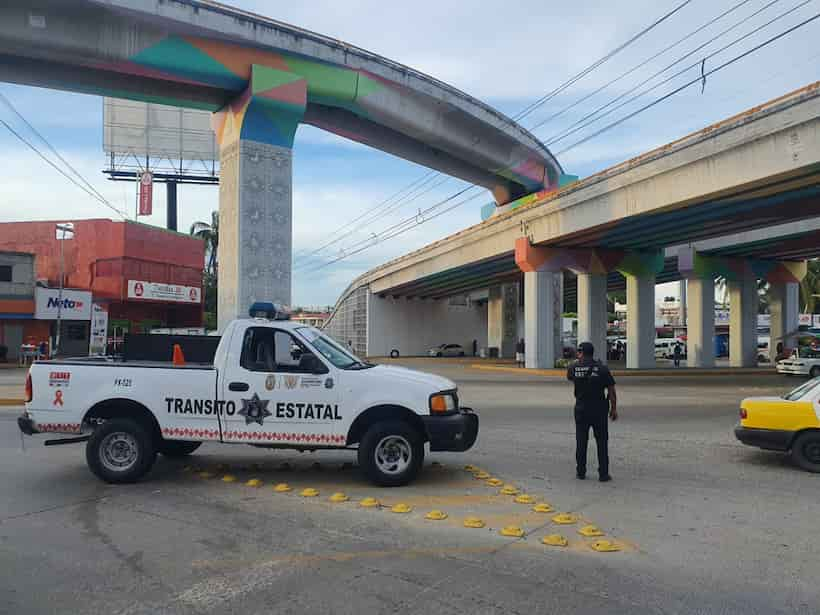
[428,343,465,357]
[776,347,820,377]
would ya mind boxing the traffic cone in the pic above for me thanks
[172,344,186,366]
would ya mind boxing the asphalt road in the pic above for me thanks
[1,363,817,614]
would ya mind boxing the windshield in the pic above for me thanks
[783,378,820,401]
[296,327,370,369]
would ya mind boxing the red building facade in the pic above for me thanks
[0,219,205,348]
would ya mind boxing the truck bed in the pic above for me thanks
[34,359,214,370]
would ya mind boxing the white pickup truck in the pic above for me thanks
[18,305,478,486]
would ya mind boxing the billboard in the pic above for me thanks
[35,288,92,320]
[103,98,218,162]
[127,280,201,304]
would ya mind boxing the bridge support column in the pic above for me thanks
[768,282,800,362]
[625,274,655,369]
[729,274,758,367]
[577,273,607,364]
[488,283,518,358]
[686,277,715,368]
[523,271,561,369]
[212,66,307,330]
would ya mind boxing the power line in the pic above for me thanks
[0,92,124,216]
[0,118,128,219]
[525,0,758,134]
[513,0,695,122]
[543,0,803,148]
[295,1,696,261]
[554,11,820,156]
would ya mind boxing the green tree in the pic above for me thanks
[800,259,820,313]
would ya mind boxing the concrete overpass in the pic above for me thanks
[325,83,820,368]
[0,0,563,326]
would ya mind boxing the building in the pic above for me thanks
[0,251,50,360]
[0,219,205,357]
[291,311,330,328]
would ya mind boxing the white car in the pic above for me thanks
[428,344,466,357]
[18,303,478,486]
[776,347,820,378]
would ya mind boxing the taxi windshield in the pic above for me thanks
[783,378,820,401]
[296,327,369,370]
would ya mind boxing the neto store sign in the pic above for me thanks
[34,288,92,320]
[128,280,201,304]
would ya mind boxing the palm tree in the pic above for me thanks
[190,211,218,276]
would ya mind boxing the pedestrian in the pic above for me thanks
[673,341,683,367]
[566,342,617,482]
[515,338,525,368]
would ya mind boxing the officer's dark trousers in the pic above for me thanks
[575,408,609,477]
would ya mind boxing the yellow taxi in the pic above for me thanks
[736,378,820,472]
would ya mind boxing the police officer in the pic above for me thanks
[566,341,617,482]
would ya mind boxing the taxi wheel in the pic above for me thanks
[791,431,820,473]
[359,421,424,487]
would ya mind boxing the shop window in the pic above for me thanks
[66,324,87,341]
[0,265,11,282]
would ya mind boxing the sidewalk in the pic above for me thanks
[0,384,24,405]
[470,363,783,377]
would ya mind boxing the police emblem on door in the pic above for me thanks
[265,374,276,391]
[283,375,299,390]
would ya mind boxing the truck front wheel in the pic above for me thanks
[86,418,157,483]
[358,421,424,487]
[158,440,201,457]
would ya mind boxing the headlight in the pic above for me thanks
[430,391,457,414]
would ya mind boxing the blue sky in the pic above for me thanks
[1,0,818,307]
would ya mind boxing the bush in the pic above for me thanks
[555,358,570,369]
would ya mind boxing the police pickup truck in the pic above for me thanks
[18,303,478,487]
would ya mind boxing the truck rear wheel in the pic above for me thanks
[86,418,157,483]
[358,420,424,487]
[158,440,201,457]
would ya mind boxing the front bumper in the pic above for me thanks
[17,414,39,436]
[734,425,794,451]
[422,407,479,452]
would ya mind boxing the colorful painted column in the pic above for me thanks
[769,282,800,362]
[212,65,307,329]
[577,273,608,364]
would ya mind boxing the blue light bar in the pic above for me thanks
[248,302,290,320]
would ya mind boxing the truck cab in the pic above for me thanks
[19,305,478,487]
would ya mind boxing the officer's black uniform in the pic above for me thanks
[567,357,615,479]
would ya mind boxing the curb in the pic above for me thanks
[0,399,24,407]
[469,364,784,378]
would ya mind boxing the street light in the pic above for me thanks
[54,223,74,357]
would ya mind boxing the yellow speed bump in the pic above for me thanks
[463,516,485,529]
[463,464,479,472]
[578,525,604,537]
[552,513,579,525]
[514,494,536,504]
[221,474,237,483]
[542,534,569,547]
[590,540,621,553]
[359,497,380,508]
[485,478,503,487]
[329,492,349,503]
[198,471,214,479]
[391,503,413,514]
[499,485,519,496]
[273,483,292,492]
[300,488,320,497]
[532,503,554,513]
[425,510,448,521]
[473,471,491,479]
[500,526,525,538]
[246,478,263,488]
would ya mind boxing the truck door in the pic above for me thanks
[219,326,343,446]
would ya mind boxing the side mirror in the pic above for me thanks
[302,353,328,375]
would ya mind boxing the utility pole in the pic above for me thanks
[54,223,74,357]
